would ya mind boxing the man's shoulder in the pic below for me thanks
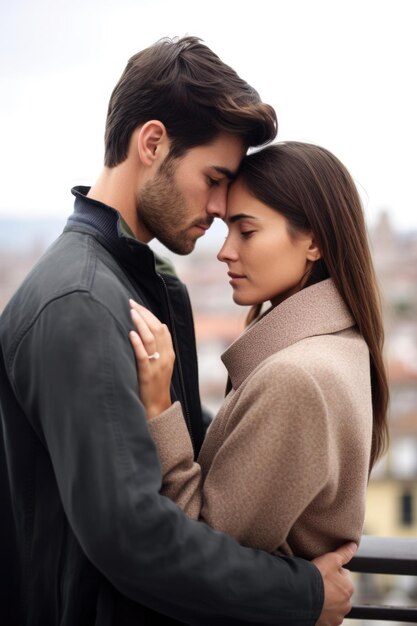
[0,230,135,344]
[4,231,95,311]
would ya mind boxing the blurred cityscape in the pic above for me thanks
[1,210,416,621]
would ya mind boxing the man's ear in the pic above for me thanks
[306,236,322,262]
[136,120,169,166]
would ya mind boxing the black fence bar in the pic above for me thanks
[348,604,417,623]
[346,535,417,622]
[348,535,417,575]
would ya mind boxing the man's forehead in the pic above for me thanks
[195,134,245,162]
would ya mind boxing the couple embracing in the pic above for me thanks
[0,35,387,626]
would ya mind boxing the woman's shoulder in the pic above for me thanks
[241,351,325,417]
[247,326,369,398]
[265,326,366,368]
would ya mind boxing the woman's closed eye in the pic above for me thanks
[240,230,256,239]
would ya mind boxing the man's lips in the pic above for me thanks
[193,222,212,234]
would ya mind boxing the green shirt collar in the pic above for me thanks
[118,216,178,278]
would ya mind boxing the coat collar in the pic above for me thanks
[221,279,355,390]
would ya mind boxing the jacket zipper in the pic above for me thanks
[157,273,195,454]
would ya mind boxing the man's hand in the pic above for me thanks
[312,542,357,626]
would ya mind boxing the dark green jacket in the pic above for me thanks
[0,188,323,625]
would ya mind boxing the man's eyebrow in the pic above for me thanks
[212,166,238,180]
[228,213,258,223]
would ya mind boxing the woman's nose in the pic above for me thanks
[217,237,237,263]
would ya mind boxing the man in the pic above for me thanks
[0,36,355,626]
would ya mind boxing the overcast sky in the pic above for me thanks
[1,0,416,234]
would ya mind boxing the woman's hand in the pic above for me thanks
[129,299,175,419]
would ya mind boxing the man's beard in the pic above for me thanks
[138,157,204,255]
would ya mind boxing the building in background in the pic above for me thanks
[368,211,417,539]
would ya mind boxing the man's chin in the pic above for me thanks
[177,241,197,255]
[163,238,197,256]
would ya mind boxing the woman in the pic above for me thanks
[129,142,389,559]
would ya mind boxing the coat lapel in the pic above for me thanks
[222,279,355,389]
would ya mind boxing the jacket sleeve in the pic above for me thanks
[148,359,330,554]
[11,292,323,626]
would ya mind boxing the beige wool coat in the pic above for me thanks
[148,279,373,559]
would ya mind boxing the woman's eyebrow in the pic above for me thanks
[228,213,259,223]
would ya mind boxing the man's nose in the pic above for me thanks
[207,187,228,219]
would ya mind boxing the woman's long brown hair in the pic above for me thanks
[239,142,389,470]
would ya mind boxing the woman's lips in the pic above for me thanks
[227,271,246,285]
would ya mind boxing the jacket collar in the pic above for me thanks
[221,278,355,390]
[66,186,158,276]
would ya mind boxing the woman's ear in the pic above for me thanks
[136,120,169,166]
[306,236,322,262]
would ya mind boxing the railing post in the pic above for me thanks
[346,535,417,622]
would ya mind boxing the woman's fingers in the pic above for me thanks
[129,329,149,363]
[129,299,162,330]
[130,308,158,357]
[128,301,176,419]
[129,300,174,354]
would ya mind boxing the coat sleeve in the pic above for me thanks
[147,401,203,518]
[148,358,331,553]
[10,292,324,626]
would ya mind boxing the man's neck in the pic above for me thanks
[88,166,151,243]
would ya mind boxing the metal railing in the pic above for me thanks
[346,536,417,622]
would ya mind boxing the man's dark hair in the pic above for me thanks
[104,36,277,167]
